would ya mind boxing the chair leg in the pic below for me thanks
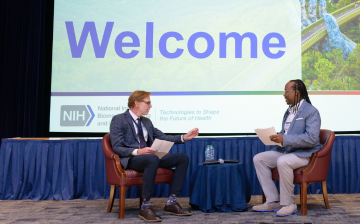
[300,183,308,215]
[107,185,116,212]
[262,191,266,204]
[322,181,330,209]
[119,186,126,219]
[139,185,143,209]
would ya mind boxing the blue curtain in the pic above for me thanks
[1,136,360,200]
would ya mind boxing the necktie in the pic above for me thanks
[136,118,147,148]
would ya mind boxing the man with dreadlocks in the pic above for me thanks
[252,79,322,216]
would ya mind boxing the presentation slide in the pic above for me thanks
[50,0,360,134]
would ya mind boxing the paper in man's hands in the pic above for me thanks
[254,127,282,146]
[151,139,174,159]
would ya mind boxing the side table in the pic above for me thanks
[189,162,251,212]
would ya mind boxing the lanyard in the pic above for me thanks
[130,116,142,133]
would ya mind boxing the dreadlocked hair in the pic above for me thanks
[289,79,311,113]
[283,79,311,122]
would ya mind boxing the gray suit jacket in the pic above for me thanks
[272,100,322,157]
[110,109,183,169]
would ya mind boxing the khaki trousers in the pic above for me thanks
[253,151,309,205]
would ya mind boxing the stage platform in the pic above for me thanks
[0,194,359,223]
[1,136,360,200]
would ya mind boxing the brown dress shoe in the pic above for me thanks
[164,202,192,216]
[138,207,162,222]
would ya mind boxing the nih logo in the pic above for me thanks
[60,105,95,126]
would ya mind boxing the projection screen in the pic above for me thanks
[50,0,360,134]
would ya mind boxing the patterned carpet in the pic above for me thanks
[1,194,360,224]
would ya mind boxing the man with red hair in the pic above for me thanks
[110,90,199,222]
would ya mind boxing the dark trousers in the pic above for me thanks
[127,153,189,200]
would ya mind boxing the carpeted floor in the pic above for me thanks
[1,194,360,224]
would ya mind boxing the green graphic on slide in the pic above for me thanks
[303,45,360,90]
[301,1,360,90]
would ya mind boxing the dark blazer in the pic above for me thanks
[272,100,322,157]
[110,109,183,169]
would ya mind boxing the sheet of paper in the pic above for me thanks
[150,139,163,151]
[151,139,174,159]
[254,127,282,146]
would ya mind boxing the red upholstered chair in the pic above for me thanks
[102,133,174,219]
[262,129,336,215]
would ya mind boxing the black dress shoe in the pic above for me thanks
[138,207,162,222]
[164,202,192,216]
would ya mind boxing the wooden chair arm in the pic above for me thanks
[301,152,317,175]
[112,154,126,178]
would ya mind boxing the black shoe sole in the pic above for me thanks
[163,211,192,216]
[138,215,162,222]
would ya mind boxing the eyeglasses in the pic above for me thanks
[142,100,152,105]
[283,89,293,94]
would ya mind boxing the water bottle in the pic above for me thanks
[209,145,215,161]
[205,145,211,162]
[205,145,215,162]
